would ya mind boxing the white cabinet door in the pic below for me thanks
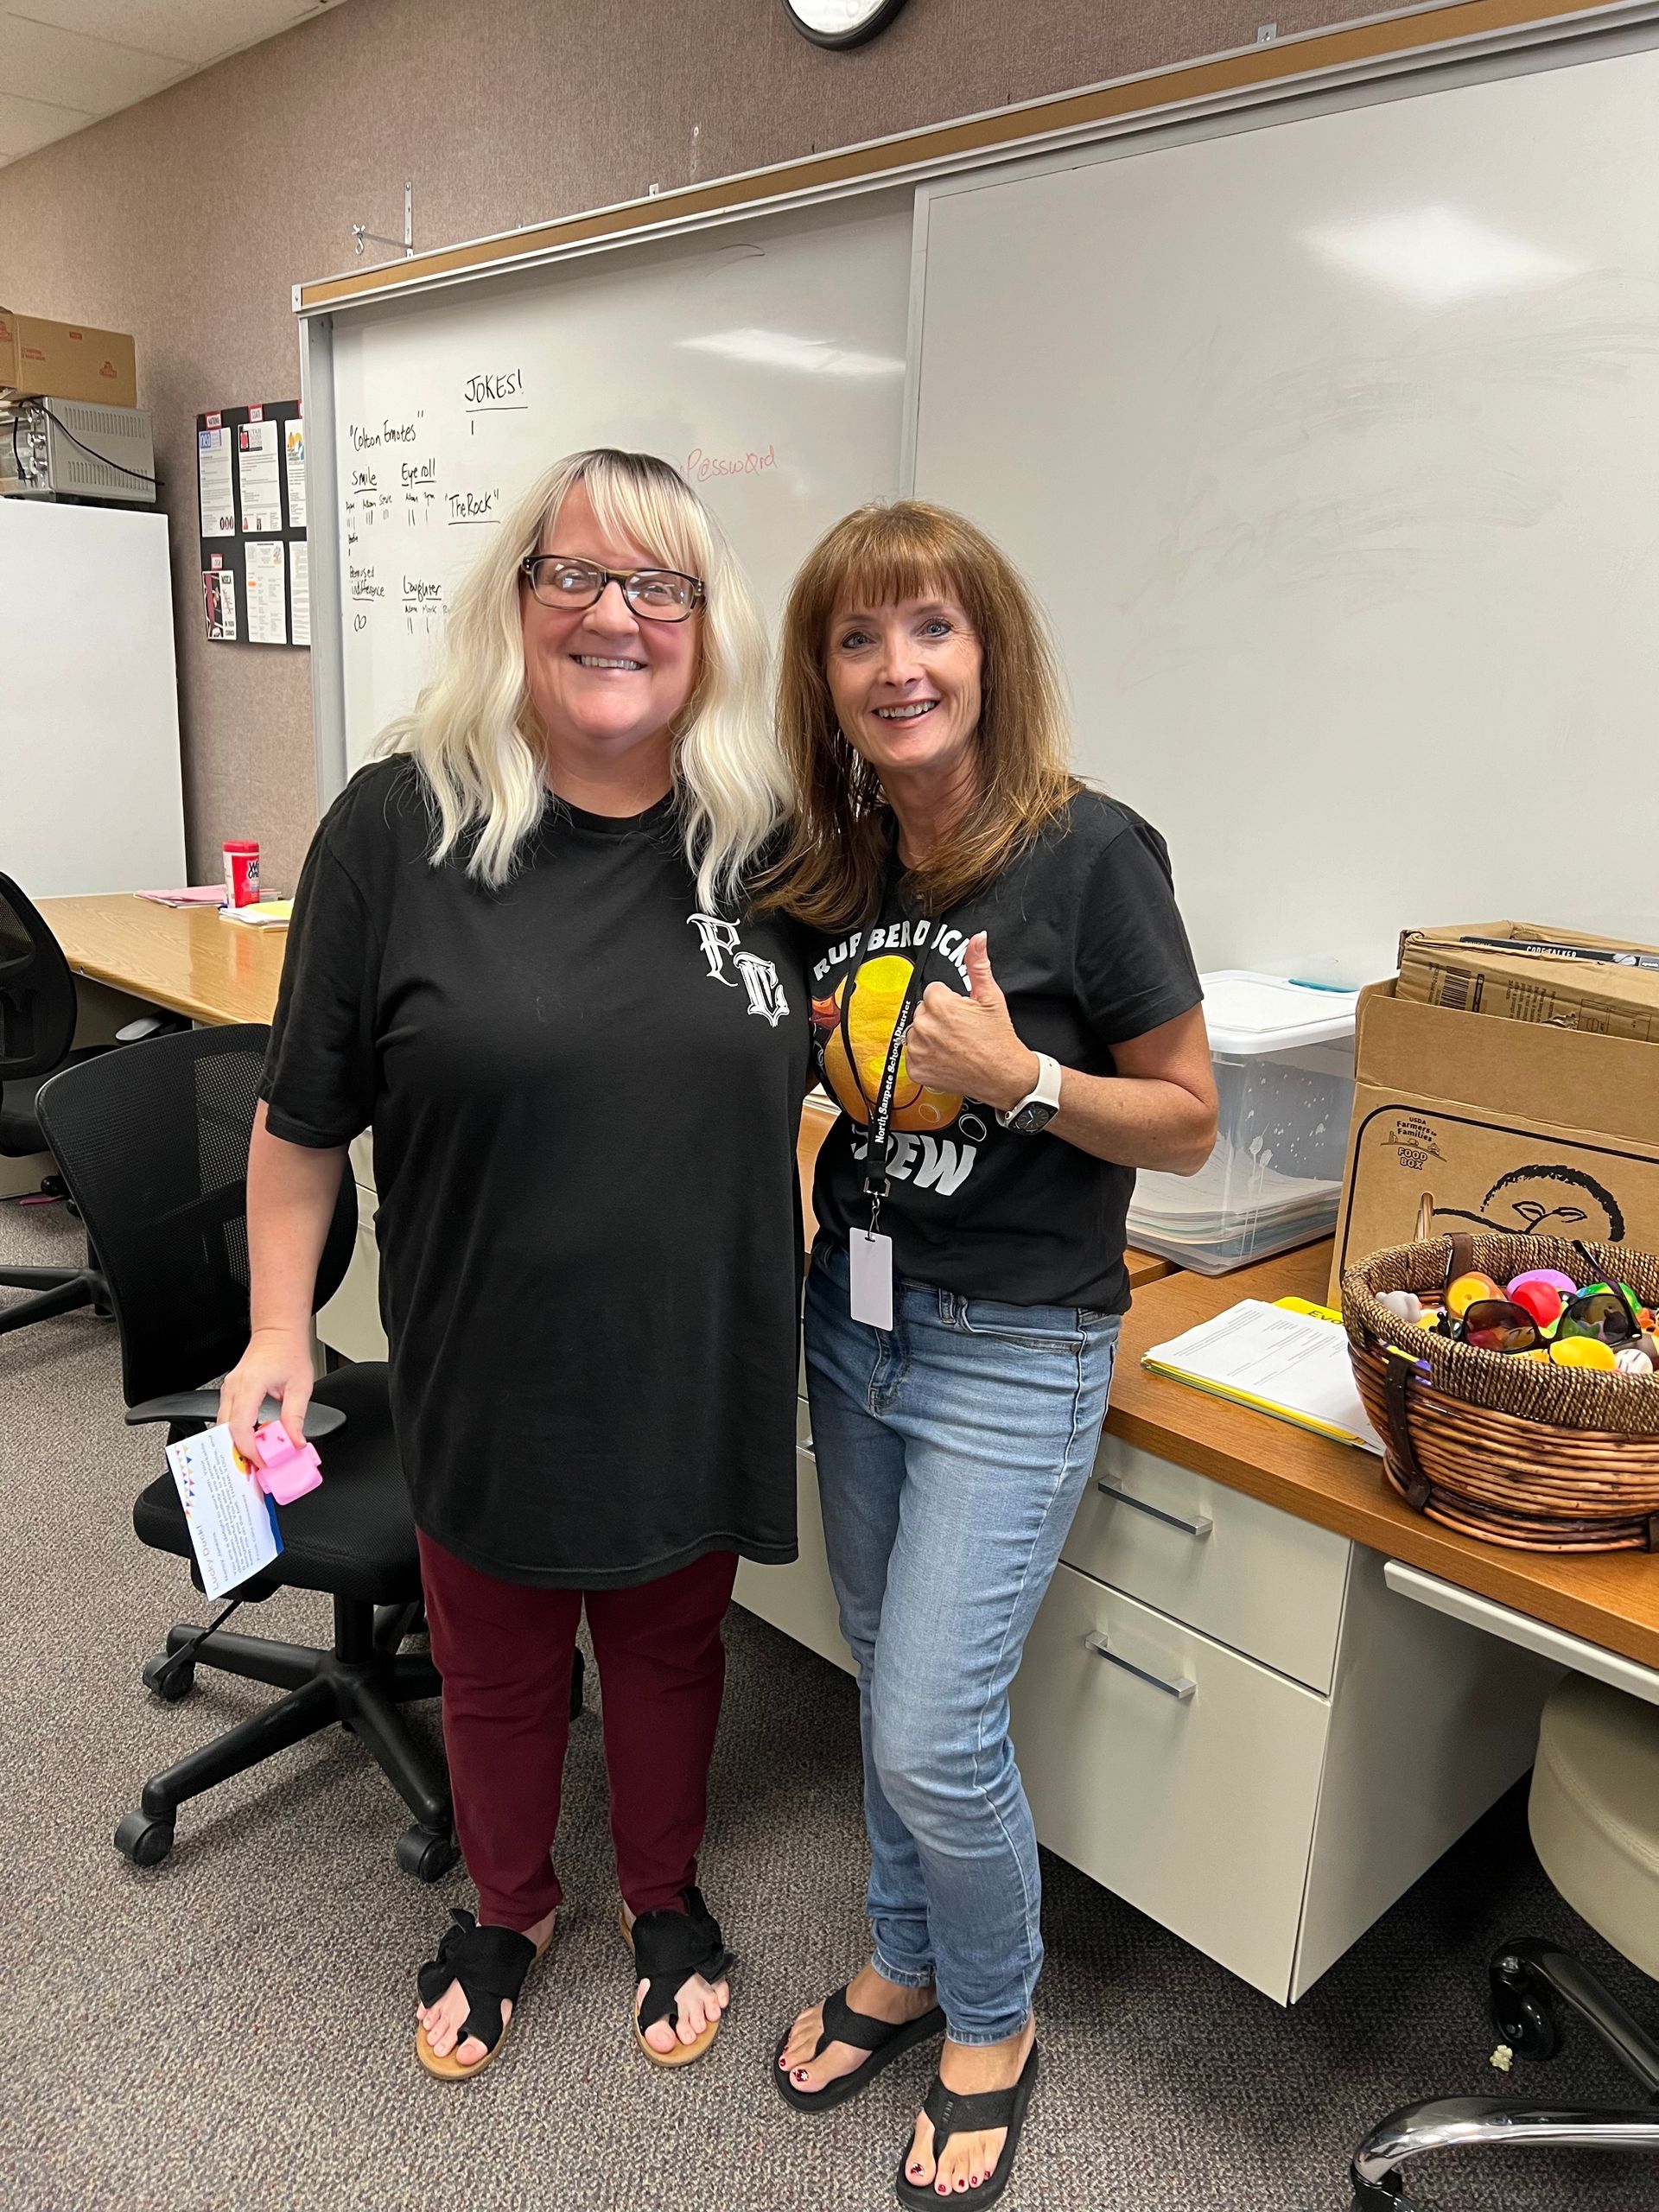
[1013,1563,1330,2002]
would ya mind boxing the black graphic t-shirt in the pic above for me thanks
[261,757,810,1588]
[811,791,1202,1313]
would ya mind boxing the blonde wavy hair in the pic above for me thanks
[379,448,786,910]
[760,499,1079,929]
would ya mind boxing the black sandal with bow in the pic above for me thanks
[414,1907,551,2082]
[773,1984,946,2112]
[895,2042,1039,2209]
[619,1885,734,2067]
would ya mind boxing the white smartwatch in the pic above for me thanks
[997,1052,1063,1135]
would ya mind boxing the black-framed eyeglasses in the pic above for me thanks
[520,555,705,622]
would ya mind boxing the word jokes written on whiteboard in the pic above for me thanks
[684,443,778,482]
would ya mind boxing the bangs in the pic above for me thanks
[808,505,975,631]
[553,449,709,583]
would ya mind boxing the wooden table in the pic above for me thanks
[1110,1243,1659,1675]
[41,893,1174,1287]
[41,893,288,1029]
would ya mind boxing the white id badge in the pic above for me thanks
[849,1230,894,1331]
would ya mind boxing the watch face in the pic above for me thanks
[1011,1100,1059,1135]
[782,0,912,48]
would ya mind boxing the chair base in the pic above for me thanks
[1350,1936,1659,2209]
[0,1262,110,1336]
[115,1593,459,1881]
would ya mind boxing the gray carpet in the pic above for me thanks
[3,1198,1656,2212]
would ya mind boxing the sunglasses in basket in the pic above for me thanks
[1449,1245,1648,1355]
[1455,1288,1643,1354]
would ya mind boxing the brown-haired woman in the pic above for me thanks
[765,501,1217,2207]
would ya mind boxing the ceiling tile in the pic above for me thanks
[7,0,333,69]
[0,84,92,156]
[0,16,189,111]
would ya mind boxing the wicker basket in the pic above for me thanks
[1339,1230,1659,1553]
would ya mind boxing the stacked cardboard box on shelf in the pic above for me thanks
[0,308,137,409]
[1328,921,1659,1303]
[1396,920,1659,1043]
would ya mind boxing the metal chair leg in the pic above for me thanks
[1351,2097,1659,2209]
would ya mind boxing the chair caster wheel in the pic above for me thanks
[115,1811,175,1867]
[1490,1953,1560,2061]
[397,1825,458,1882]
[142,1653,194,1700]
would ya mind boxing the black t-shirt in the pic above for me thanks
[261,758,810,1589]
[810,791,1201,1313]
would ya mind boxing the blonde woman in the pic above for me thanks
[766,502,1216,2206]
[220,450,808,2078]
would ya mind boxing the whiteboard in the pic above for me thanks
[912,42,1659,981]
[0,502,185,896]
[327,195,912,775]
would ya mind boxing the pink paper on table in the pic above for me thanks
[137,887,226,906]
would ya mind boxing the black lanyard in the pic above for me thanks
[839,867,936,1230]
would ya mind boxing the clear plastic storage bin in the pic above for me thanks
[1126,972,1359,1276]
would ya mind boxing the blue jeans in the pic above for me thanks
[804,1242,1121,2045]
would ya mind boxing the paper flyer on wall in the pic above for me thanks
[198,426,235,537]
[245,540,288,644]
[202,566,237,641]
[284,417,307,531]
[238,418,283,532]
[289,540,311,645]
[163,1424,283,1599]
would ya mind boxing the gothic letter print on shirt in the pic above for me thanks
[689,912,791,1027]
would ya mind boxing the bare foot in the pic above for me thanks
[778,1963,938,2095]
[904,2020,1035,2197]
[622,1903,732,2056]
[415,1905,556,2069]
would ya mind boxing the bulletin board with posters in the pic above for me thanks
[195,400,308,647]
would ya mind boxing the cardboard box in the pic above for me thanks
[1328,982,1659,1302]
[0,308,137,409]
[1397,920,1659,1044]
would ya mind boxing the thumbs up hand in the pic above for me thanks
[904,932,1042,1114]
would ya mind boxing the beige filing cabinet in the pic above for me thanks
[317,1175,1555,2005]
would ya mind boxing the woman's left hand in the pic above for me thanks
[904,933,1040,1116]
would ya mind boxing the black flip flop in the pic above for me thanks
[894,2041,1039,2209]
[774,1984,946,2112]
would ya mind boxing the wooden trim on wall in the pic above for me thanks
[296,0,1630,313]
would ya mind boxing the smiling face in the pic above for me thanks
[822,588,983,800]
[518,480,702,799]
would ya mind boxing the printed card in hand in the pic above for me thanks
[163,1423,283,1599]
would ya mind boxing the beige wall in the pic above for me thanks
[1,0,1382,889]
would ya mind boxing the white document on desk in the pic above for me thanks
[163,1423,283,1598]
[1145,1300,1384,1453]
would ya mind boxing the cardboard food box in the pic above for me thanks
[1328,982,1659,1303]
[0,308,137,409]
[1397,920,1659,1044]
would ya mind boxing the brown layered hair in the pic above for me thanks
[760,500,1080,929]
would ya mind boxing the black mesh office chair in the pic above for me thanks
[0,871,115,1335]
[34,1021,460,1881]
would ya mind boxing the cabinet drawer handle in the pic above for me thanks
[1096,1479,1212,1539]
[1084,1631,1195,1701]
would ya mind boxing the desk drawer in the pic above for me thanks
[1013,1563,1329,2001]
[1063,1435,1351,1692]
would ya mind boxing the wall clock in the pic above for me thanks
[782,0,913,50]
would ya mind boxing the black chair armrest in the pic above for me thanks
[124,1391,347,1439]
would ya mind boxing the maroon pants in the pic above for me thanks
[416,1531,739,1929]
